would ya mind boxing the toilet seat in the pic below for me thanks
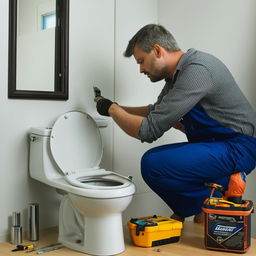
[66,169,131,190]
[50,111,131,190]
[50,111,103,176]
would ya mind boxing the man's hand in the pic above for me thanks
[95,97,113,116]
[92,87,142,139]
[93,87,114,116]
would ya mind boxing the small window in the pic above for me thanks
[42,13,56,30]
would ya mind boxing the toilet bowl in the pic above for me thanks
[29,111,135,255]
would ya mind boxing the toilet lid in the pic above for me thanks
[50,111,103,175]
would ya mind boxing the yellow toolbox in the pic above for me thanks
[127,215,183,247]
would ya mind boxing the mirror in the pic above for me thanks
[8,0,69,99]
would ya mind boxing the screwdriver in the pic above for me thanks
[26,242,61,253]
[36,244,63,254]
[12,244,35,252]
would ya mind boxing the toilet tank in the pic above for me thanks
[29,127,63,184]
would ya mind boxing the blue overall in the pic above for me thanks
[141,104,256,217]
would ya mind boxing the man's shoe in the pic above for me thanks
[170,213,185,223]
[193,212,204,224]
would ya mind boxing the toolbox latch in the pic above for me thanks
[130,217,157,236]
[136,225,145,236]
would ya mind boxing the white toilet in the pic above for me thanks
[29,111,135,256]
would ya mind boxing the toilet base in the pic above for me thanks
[58,195,125,255]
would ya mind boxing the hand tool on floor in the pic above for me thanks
[11,244,35,252]
[26,242,61,253]
[36,244,63,254]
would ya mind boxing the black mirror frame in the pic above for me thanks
[8,0,69,100]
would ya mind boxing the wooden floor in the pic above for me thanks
[1,221,256,256]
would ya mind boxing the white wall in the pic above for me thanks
[158,0,256,236]
[0,0,114,241]
[158,0,256,108]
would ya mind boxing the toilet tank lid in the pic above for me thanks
[30,127,52,136]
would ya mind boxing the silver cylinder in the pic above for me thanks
[28,203,39,241]
[12,212,21,226]
[11,226,22,245]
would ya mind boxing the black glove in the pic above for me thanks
[95,97,113,116]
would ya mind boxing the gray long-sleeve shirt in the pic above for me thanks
[139,48,256,143]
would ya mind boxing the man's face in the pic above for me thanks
[133,44,167,82]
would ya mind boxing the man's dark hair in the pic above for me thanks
[124,24,180,57]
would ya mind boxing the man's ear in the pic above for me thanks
[153,44,162,58]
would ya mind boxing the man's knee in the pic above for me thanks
[140,150,153,181]
[140,147,178,181]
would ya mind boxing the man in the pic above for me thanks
[95,24,256,223]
